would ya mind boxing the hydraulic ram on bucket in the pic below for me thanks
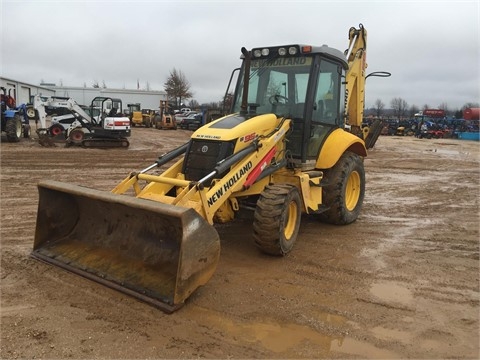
[31,180,220,313]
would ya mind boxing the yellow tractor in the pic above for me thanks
[154,100,177,130]
[32,24,388,312]
[127,103,143,127]
[141,109,156,127]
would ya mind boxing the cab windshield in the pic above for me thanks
[232,55,314,119]
[232,51,343,162]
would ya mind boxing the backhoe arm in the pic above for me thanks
[114,119,292,224]
[344,24,367,134]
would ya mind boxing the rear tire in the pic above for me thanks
[5,115,22,142]
[154,115,161,129]
[253,184,302,256]
[319,151,365,225]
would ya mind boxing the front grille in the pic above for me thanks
[183,140,235,181]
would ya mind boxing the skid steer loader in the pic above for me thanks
[32,24,389,312]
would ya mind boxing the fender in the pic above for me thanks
[316,128,367,169]
[3,109,17,119]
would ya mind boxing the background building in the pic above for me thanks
[0,77,55,104]
[47,85,167,111]
[1,77,167,111]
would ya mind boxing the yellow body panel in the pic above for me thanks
[192,113,279,147]
[131,111,143,125]
[316,128,367,169]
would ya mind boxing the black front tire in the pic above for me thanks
[253,184,302,256]
[319,151,365,225]
[5,115,22,142]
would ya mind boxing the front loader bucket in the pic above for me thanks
[31,180,220,313]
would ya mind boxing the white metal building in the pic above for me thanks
[0,77,55,104]
[1,77,167,111]
[45,85,167,111]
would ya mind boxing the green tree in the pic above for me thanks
[164,68,193,109]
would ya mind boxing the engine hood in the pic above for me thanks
[191,113,279,142]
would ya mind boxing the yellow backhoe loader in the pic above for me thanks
[32,24,389,313]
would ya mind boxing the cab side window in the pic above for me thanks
[312,60,340,125]
[307,60,341,158]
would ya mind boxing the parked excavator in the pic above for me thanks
[34,95,131,147]
[32,24,389,312]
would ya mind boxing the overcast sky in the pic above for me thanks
[2,0,479,110]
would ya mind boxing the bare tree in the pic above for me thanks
[438,102,449,113]
[409,104,420,117]
[92,80,100,88]
[390,97,408,119]
[463,102,480,108]
[188,99,199,109]
[222,92,234,113]
[374,98,385,117]
[164,68,193,109]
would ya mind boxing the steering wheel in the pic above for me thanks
[269,94,289,105]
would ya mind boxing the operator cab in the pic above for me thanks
[91,97,123,123]
[232,44,348,168]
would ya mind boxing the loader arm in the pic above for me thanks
[33,95,93,130]
[113,119,292,224]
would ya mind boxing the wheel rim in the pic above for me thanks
[27,108,35,118]
[345,170,361,211]
[51,126,62,136]
[70,130,84,142]
[284,201,298,240]
[16,121,22,137]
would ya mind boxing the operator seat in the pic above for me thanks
[290,103,305,119]
[323,99,335,122]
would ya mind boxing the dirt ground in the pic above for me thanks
[1,124,479,359]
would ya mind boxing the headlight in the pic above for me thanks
[261,48,269,56]
[253,49,262,58]
[288,46,297,55]
[278,47,287,56]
